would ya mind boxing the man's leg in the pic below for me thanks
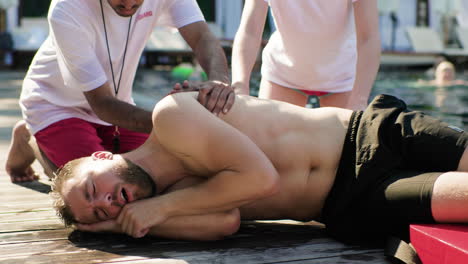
[258,79,308,107]
[431,171,468,223]
[34,118,108,170]
[5,120,39,182]
[430,147,468,222]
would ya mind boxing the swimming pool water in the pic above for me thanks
[371,70,468,131]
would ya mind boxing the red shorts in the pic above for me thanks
[299,90,330,97]
[35,118,149,167]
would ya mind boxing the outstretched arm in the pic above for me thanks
[117,93,279,237]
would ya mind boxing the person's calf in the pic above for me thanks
[5,120,39,182]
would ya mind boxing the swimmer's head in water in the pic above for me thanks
[50,151,155,226]
[435,61,456,82]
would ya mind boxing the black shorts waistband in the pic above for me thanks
[320,110,362,222]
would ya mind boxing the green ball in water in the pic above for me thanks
[171,66,194,81]
[200,71,208,81]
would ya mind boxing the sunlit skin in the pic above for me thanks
[107,0,144,17]
[62,155,151,224]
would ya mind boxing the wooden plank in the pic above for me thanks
[0,203,53,212]
[0,219,64,232]
[0,239,388,264]
[0,181,52,195]
[273,251,391,264]
[0,206,54,214]
[0,223,390,264]
[1,195,51,204]
[0,229,72,244]
[0,210,57,222]
[0,187,51,195]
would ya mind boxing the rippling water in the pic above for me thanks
[371,70,468,131]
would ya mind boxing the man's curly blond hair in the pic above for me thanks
[50,157,87,226]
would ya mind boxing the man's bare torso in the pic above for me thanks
[219,95,352,221]
[140,94,353,221]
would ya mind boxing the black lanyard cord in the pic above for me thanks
[99,0,133,153]
[99,0,132,96]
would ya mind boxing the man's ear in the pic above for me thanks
[91,151,114,161]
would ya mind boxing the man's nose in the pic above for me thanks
[95,192,113,208]
[94,193,121,218]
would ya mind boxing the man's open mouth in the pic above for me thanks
[121,188,129,204]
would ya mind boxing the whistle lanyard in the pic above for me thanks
[99,0,133,153]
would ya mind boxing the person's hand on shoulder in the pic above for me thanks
[169,80,235,115]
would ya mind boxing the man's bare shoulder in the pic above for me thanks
[153,92,198,118]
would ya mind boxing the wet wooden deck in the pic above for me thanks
[0,70,392,264]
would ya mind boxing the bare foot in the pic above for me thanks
[5,120,39,182]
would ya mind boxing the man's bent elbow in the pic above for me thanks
[256,169,280,199]
[203,209,241,241]
[222,208,241,237]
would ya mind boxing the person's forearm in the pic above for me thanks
[89,96,153,133]
[231,30,263,95]
[193,32,230,84]
[148,209,240,241]
[349,36,381,110]
[231,0,268,95]
[154,167,279,222]
[349,0,381,111]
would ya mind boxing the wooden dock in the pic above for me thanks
[0,71,393,264]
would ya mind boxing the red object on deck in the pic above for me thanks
[410,224,468,264]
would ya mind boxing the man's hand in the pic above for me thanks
[76,219,150,238]
[76,219,121,233]
[169,80,235,115]
[116,198,167,238]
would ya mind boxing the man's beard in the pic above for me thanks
[120,159,156,200]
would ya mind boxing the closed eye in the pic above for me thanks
[93,182,96,198]
[101,208,109,219]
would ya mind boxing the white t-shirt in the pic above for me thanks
[20,0,204,134]
[262,0,359,93]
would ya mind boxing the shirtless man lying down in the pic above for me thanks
[50,93,468,243]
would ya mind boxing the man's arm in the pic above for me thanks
[84,82,153,133]
[147,176,240,240]
[117,93,280,237]
[347,0,381,110]
[231,0,269,95]
[147,209,240,240]
[179,21,234,115]
[78,209,240,241]
[78,177,241,240]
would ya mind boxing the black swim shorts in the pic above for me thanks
[321,94,468,244]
